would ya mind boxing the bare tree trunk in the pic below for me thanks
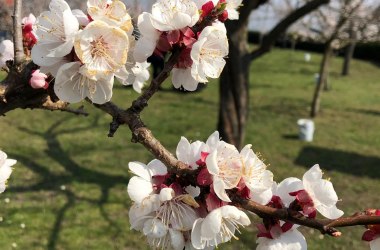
[310,43,333,117]
[217,0,329,147]
[217,22,250,149]
[342,41,356,76]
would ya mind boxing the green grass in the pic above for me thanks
[0,49,380,250]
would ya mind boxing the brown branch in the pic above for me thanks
[129,48,182,114]
[231,193,380,236]
[41,98,88,116]
[250,0,330,61]
[12,0,25,66]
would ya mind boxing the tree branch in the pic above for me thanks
[231,193,380,236]
[12,0,25,66]
[250,0,330,61]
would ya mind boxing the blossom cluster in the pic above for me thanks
[127,131,346,249]
[7,0,243,105]
[27,0,152,104]
[0,150,16,194]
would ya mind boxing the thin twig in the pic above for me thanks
[41,99,89,116]
[12,0,25,66]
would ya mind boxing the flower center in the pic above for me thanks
[218,157,243,188]
[90,37,109,58]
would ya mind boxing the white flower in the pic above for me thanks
[87,0,133,33]
[127,160,167,203]
[176,136,206,170]
[191,23,228,83]
[195,0,242,20]
[185,185,201,198]
[224,0,243,20]
[130,187,199,250]
[172,68,200,91]
[0,40,14,69]
[22,13,36,27]
[144,220,185,250]
[133,13,161,63]
[191,205,250,249]
[54,62,114,104]
[206,141,243,202]
[256,228,307,250]
[150,0,199,31]
[74,20,129,81]
[276,165,344,219]
[117,62,151,93]
[31,0,79,71]
[0,150,16,193]
[175,131,221,170]
[240,144,274,205]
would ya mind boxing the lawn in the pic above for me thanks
[0,48,379,250]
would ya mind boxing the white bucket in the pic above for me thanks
[304,53,311,62]
[297,119,315,142]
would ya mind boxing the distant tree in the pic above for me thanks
[218,0,329,148]
[292,0,380,117]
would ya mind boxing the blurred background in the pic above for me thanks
[0,0,380,249]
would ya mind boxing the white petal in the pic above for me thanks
[303,164,323,183]
[206,131,220,151]
[169,229,185,250]
[172,68,199,91]
[221,205,251,226]
[31,43,66,66]
[133,37,158,63]
[201,208,222,239]
[256,229,307,250]
[250,186,273,205]
[143,218,168,238]
[147,159,167,176]
[159,188,174,202]
[127,176,153,203]
[176,136,191,164]
[54,62,86,103]
[137,13,160,39]
[90,75,114,104]
[191,219,206,249]
[275,177,304,207]
[205,150,219,175]
[227,9,240,20]
[62,8,79,41]
[315,203,344,220]
[128,161,151,180]
[302,165,343,219]
[213,178,231,202]
[0,162,13,183]
[129,195,160,230]
[185,185,201,198]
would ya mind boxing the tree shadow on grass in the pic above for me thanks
[348,108,380,117]
[294,146,380,179]
[8,116,130,250]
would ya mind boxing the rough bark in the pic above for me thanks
[217,0,267,148]
[342,41,356,76]
[310,42,333,117]
[217,21,251,148]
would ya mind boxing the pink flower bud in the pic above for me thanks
[29,70,48,89]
